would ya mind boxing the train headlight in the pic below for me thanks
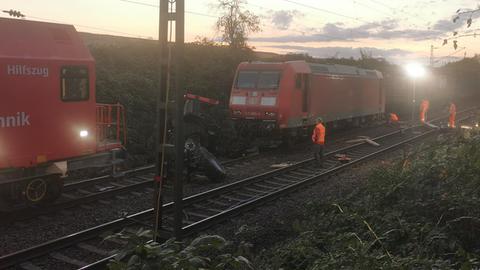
[80,130,89,138]
[261,97,276,106]
[232,110,242,116]
[265,112,276,117]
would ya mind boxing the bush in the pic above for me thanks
[106,229,253,270]
[257,134,480,269]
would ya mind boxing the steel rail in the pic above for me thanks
[1,154,259,223]
[1,177,153,224]
[0,108,474,269]
[0,150,264,229]
[63,164,155,191]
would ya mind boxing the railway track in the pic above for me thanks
[2,121,390,224]
[1,108,475,270]
[1,167,154,224]
[0,154,260,225]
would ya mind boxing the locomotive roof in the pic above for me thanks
[307,63,383,79]
[242,61,382,79]
[0,18,93,61]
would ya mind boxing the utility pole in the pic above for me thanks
[429,45,439,67]
[153,0,169,243]
[173,0,186,240]
[153,0,185,242]
[430,45,434,67]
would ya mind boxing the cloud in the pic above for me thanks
[265,44,412,60]
[270,10,302,30]
[432,19,460,32]
[252,17,468,43]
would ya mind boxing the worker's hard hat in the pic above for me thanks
[316,117,323,123]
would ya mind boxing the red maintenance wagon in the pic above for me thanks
[229,61,384,144]
[0,18,126,206]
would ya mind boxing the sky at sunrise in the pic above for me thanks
[1,0,480,65]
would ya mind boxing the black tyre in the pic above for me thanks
[23,178,48,204]
[184,122,208,149]
[199,146,226,182]
[23,175,63,204]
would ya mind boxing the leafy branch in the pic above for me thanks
[444,7,480,50]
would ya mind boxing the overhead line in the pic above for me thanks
[119,0,358,43]
[119,0,218,18]
[352,0,392,18]
[365,0,431,27]
[434,47,466,63]
[281,0,371,24]
[26,15,153,39]
[119,0,356,42]
[368,0,396,11]
[238,2,356,42]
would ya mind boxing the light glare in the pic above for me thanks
[80,130,89,137]
[405,63,426,78]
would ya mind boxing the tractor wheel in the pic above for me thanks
[199,146,226,182]
[184,122,208,149]
[23,175,63,204]
[23,178,48,204]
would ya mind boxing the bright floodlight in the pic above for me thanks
[405,63,426,78]
[80,130,89,138]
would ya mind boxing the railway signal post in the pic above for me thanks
[153,0,185,242]
[153,0,168,242]
[173,0,186,240]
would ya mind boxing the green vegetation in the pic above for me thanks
[83,31,480,163]
[107,229,253,270]
[256,133,480,269]
[87,38,254,163]
[215,0,261,49]
[108,132,480,269]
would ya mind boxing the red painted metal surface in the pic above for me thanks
[229,61,385,131]
[96,103,126,152]
[185,93,219,105]
[0,18,123,172]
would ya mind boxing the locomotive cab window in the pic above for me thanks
[61,66,89,101]
[236,71,258,89]
[236,71,281,90]
[258,71,280,89]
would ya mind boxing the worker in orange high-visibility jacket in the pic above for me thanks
[312,117,326,167]
[449,102,456,128]
[419,100,430,123]
[389,113,399,124]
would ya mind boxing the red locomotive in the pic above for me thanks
[0,18,126,206]
[229,61,385,143]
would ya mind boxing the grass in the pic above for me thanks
[256,131,480,269]
[110,131,480,269]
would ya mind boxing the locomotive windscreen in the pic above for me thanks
[235,71,281,90]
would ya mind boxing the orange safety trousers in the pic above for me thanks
[419,100,429,122]
[449,104,456,128]
[419,110,426,122]
[449,114,456,128]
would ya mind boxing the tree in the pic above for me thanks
[443,7,480,50]
[215,0,260,49]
